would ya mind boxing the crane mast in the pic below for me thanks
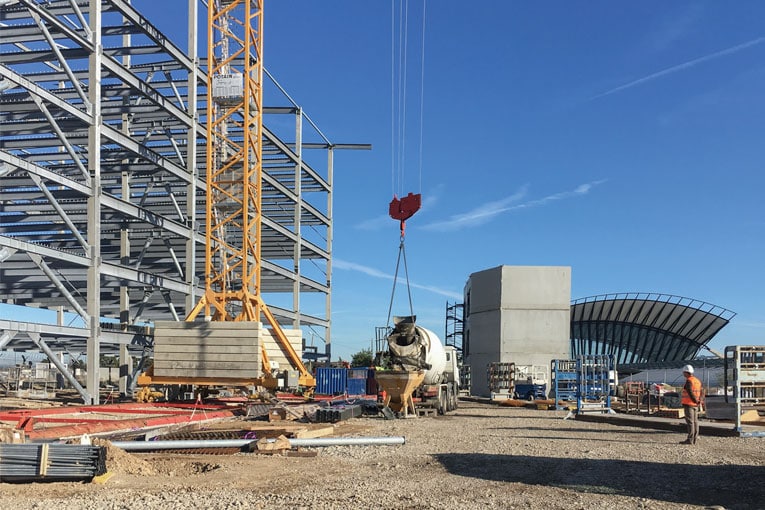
[185,0,313,387]
[187,0,263,321]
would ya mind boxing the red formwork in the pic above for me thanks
[0,402,241,440]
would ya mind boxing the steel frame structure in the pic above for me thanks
[0,0,366,403]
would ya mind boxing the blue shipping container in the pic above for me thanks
[349,368,368,379]
[316,367,348,395]
[347,378,367,396]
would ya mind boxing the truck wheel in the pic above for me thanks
[437,390,447,415]
[446,387,454,412]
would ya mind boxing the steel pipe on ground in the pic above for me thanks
[111,439,251,451]
[110,436,405,452]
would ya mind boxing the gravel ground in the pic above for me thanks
[1,401,763,509]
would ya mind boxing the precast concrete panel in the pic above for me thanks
[501,266,571,310]
[502,310,567,339]
[465,308,501,398]
[465,266,503,314]
[467,309,502,357]
[467,352,496,399]
[498,310,568,386]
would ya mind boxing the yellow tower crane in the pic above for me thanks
[138,0,315,397]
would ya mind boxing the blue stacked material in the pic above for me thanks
[316,367,348,395]
[315,404,363,423]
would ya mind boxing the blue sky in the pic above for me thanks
[252,1,765,360]
[6,1,765,363]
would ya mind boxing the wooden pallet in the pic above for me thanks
[654,409,685,419]
[416,408,437,417]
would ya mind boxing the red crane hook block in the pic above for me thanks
[389,192,421,221]
[389,192,422,236]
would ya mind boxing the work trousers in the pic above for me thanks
[683,404,699,444]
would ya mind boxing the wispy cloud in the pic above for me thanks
[422,180,604,232]
[737,320,765,329]
[423,185,529,231]
[421,183,444,211]
[590,36,765,101]
[354,214,391,231]
[333,258,462,300]
[645,7,702,52]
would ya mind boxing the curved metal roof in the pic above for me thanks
[570,293,735,364]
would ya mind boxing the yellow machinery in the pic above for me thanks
[138,0,315,393]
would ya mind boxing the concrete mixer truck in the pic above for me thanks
[374,316,460,417]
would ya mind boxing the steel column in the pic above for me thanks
[85,0,103,404]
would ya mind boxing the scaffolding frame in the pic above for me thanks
[444,301,463,353]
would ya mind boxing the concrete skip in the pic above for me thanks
[375,370,426,417]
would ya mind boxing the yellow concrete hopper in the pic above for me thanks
[375,370,426,417]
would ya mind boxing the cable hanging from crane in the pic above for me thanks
[386,0,427,329]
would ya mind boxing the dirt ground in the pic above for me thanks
[1,400,763,509]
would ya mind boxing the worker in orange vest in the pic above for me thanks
[680,364,702,445]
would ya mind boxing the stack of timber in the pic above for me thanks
[654,408,685,419]
[497,399,530,408]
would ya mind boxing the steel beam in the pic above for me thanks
[27,173,90,251]
[28,252,90,324]
[31,333,91,403]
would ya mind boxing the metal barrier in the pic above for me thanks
[725,345,765,434]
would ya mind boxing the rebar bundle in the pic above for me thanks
[0,444,107,482]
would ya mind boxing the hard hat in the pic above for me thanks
[682,364,694,374]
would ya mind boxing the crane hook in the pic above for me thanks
[389,192,422,239]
